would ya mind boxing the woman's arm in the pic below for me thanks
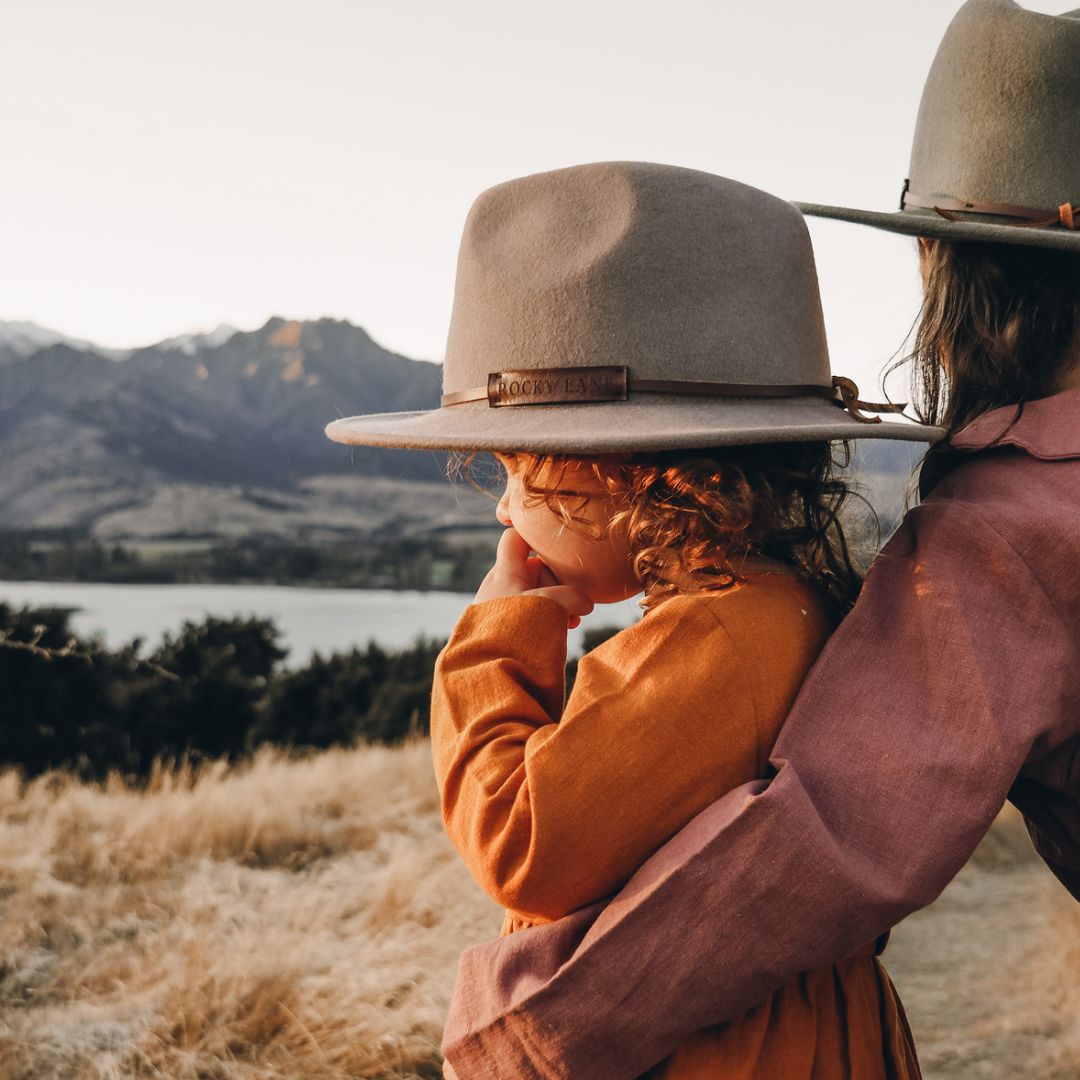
[431,593,757,921]
[440,500,1075,1079]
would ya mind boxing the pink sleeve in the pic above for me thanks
[441,500,1073,1079]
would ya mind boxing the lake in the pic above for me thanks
[0,580,642,664]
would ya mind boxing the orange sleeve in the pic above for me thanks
[430,593,761,921]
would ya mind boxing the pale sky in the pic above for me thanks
[1,1,1070,397]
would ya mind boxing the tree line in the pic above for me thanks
[0,531,497,591]
[0,603,619,781]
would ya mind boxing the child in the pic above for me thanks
[325,161,941,1078]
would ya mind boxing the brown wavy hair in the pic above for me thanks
[458,442,864,620]
[898,238,1080,433]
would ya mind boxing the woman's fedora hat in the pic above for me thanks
[799,0,1080,251]
[326,162,944,454]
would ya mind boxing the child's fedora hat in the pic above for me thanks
[327,162,944,454]
[799,0,1080,251]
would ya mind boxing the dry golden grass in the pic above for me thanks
[0,745,1073,1079]
[886,804,1080,1079]
[0,744,500,1079]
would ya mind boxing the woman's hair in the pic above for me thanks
[459,442,864,620]
[900,238,1080,432]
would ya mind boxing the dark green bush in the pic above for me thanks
[0,604,127,777]
[119,616,288,770]
[252,638,444,750]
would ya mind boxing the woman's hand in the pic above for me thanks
[475,527,594,628]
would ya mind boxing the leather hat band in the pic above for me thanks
[901,182,1079,230]
[440,368,906,425]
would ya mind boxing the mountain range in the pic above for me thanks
[0,317,464,540]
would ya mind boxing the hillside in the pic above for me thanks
[0,744,1074,1078]
[0,318,447,539]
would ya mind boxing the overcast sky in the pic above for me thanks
[1,1,1070,396]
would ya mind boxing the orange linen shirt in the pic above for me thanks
[431,572,920,1078]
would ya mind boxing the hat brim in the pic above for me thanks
[325,394,944,454]
[796,202,1080,252]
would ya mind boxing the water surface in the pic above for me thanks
[0,580,641,664]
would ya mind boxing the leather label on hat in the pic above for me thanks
[487,366,629,407]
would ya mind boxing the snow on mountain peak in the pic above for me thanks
[155,324,241,355]
[0,319,111,356]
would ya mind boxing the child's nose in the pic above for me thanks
[495,490,512,527]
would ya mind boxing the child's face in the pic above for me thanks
[494,456,640,605]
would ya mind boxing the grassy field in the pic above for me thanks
[0,742,1074,1079]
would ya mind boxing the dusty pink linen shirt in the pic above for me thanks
[441,389,1080,1079]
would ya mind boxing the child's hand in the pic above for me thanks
[475,528,594,629]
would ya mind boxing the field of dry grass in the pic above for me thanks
[0,744,501,1079]
[887,805,1080,1080]
[0,742,1074,1079]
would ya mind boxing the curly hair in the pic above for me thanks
[457,441,865,621]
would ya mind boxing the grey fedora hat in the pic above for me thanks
[799,0,1080,251]
[327,162,944,454]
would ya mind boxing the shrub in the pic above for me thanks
[253,638,445,750]
[120,616,288,770]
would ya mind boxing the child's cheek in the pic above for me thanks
[509,509,562,568]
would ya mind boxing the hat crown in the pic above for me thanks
[909,0,1080,209]
[442,162,832,396]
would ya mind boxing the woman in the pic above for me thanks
[438,1,1080,1076]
